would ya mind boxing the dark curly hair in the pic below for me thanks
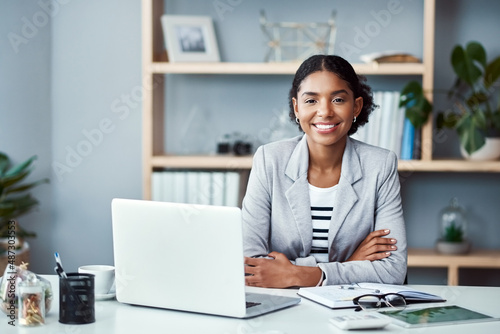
[288,54,376,136]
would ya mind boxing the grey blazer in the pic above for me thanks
[242,135,407,285]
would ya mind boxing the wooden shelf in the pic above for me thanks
[150,155,500,172]
[147,61,426,76]
[398,159,500,172]
[151,155,253,170]
[408,248,500,285]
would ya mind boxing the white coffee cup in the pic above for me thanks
[78,265,115,295]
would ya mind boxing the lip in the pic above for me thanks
[313,122,340,134]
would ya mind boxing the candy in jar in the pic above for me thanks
[18,278,45,326]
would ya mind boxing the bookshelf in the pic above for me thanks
[142,0,500,281]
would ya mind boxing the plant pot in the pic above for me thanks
[460,137,500,161]
[0,241,30,274]
[436,240,470,255]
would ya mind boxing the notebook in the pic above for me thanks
[111,198,300,318]
[298,283,445,309]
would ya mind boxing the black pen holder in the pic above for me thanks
[59,273,95,324]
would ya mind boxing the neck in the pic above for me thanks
[307,138,346,171]
[306,137,346,188]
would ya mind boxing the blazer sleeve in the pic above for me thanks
[241,146,272,257]
[318,151,408,285]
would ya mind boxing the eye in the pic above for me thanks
[304,99,316,104]
[332,97,344,103]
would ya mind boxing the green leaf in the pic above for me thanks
[0,194,39,219]
[399,81,432,128]
[5,178,49,195]
[0,153,9,176]
[444,222,463,242]
[484,56,500,88]
[0,170,31,189]
[456,114,486,154]
[466,41,487,68]
[451,44,483,86]
[4,155,37,178]
[465,92,488,108]
[491,111,500,130]
[436,112,459,129]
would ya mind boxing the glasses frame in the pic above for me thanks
[352,293,407,312]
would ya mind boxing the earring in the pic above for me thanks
[353,116,357,123]
[295,117,300,124]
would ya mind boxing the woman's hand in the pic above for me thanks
[346,229,397,262]
[244,251,322,288]
[244,252,293,288]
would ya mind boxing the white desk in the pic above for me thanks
[2,276,500,333]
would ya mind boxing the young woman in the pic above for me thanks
[242,55,407,288]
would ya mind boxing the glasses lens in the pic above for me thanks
[383,294,406,310]
[357,295,382,311]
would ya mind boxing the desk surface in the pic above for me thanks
[2,276,500,333]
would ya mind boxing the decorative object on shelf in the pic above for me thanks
[216,134,232,154]
[260,10,336,62]
[360,51,420,64]
[437,41,500,158]
[0,152,48,273]
[436,197,470,255]
[216,132,253,156]
[161,15,220,62]
[459,137,500,160]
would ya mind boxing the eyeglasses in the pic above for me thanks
[352,293,406,312]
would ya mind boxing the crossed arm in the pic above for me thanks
[244,229,398,288]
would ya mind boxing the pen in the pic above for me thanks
[340,283,380,293]
[54,252,68,279]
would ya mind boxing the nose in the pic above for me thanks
[316,99,334,118]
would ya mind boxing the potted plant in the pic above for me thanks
[435,197,470,255]
[0,152,48,272]
[400,41,500,160]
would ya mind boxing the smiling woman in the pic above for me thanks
[242,55,407,288]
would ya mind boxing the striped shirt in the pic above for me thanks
[309,183,338,263]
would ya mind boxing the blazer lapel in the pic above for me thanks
[284,135,313,256]
[328,138,362,248]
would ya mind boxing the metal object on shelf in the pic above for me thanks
[260,10,337,62]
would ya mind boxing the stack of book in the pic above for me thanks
[351,91,420,160]
[152,171,241,207]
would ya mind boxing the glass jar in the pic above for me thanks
[18,278,45,326]
[439,197,467,243]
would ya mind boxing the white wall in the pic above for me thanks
[49,0,142,273]
[0,0,53,272]
[1,0,142,274]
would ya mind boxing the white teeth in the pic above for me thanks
[315,124,336,129]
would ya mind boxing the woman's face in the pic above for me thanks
[293,70,362,150]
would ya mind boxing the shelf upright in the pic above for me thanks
[142,0,166,199]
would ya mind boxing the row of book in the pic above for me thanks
[152,171,241,207]
[351,91,420,160]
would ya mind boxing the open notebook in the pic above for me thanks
[298,282,445,309]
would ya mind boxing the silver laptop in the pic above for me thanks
[111,198,300,318]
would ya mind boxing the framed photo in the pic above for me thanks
[161,15,220,62]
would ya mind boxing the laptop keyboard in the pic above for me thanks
[246,301,262,308]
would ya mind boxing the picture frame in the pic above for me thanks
[161,15,220,62]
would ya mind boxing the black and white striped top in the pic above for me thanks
[309,184,338,263]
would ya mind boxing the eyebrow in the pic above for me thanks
[300,89,349,97]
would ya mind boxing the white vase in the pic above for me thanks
[460,137,500,161]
